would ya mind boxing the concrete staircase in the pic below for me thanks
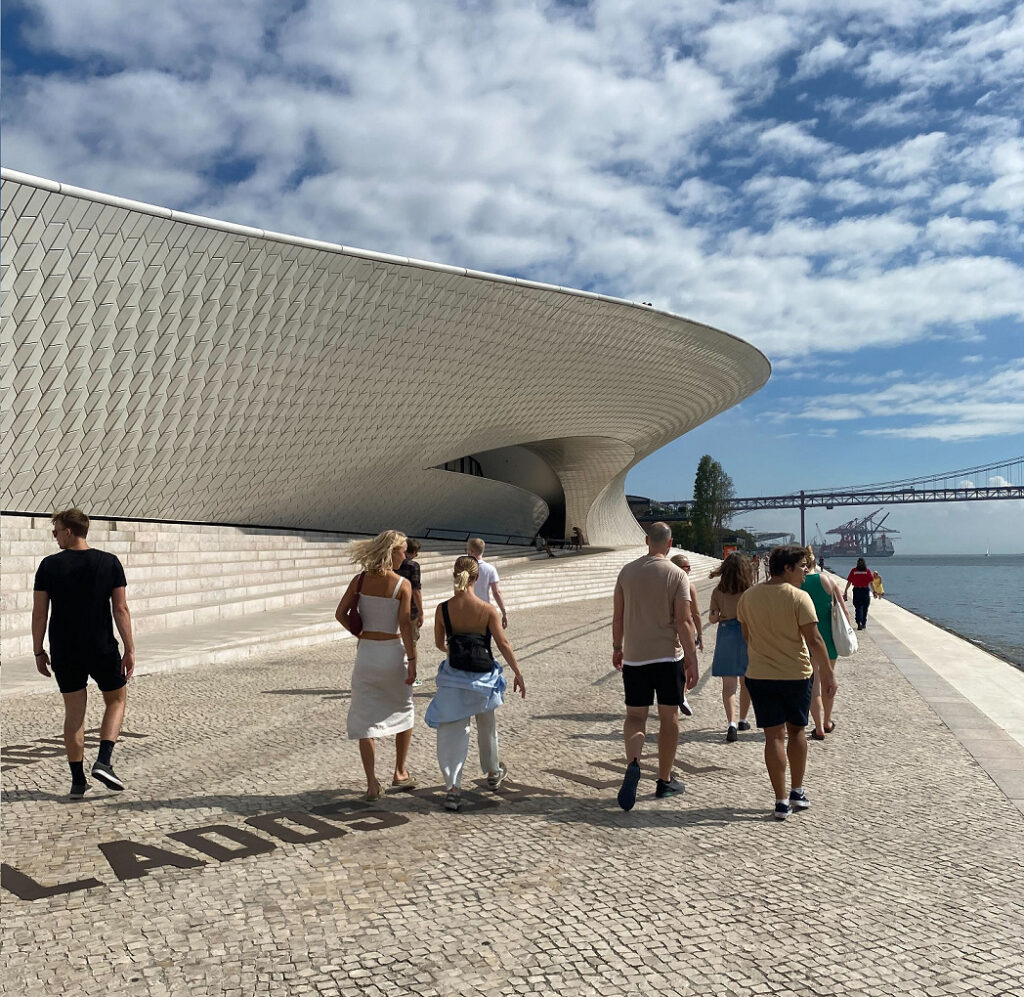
[1,515,721,696]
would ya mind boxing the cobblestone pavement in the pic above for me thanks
[3,596,1023,996]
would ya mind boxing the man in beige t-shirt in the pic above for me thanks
[737,545,837,820]
[612,522,699,811]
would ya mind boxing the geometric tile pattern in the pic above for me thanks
[0,169,770,544]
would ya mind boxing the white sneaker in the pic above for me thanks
[486,763,508,791]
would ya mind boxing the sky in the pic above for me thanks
[2,0,1022,553]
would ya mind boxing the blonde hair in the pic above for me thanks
[467,537,485,555]
[804,545,817,571]
[350,530,406,574]
[453,555,480,592]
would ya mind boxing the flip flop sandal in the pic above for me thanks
[825,722,836,734]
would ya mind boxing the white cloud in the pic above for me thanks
[784,361,1024,442]
[925,215,998,250]
[794,36,850,79]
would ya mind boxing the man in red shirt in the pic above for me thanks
[844,558,874,630]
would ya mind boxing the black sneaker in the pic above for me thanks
[617,759,642,811]
[737,720,751,732]
[679,697,693,717]
[69,781,89,799]
[443,790,461,812]
[774,801,790,821]
[655,776,685,798]
[726,725,738,742]
[91,761,124,791]
[789,789,810,811]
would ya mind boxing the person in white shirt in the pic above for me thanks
[466,538,508,629]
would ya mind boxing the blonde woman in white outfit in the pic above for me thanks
[336,530,418,801]
[425,556,525,812]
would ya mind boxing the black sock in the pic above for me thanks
[69,760,86,784]
[98,740,115,765]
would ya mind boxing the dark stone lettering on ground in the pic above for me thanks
[1,729,148,769]
[0,772,583,902]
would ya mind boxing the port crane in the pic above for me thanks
[819,508,900,558]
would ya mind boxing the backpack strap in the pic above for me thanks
[441,600,453,638]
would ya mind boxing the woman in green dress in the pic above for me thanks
[801,546,852,739]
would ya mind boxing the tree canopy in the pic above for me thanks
[690,455,735,555]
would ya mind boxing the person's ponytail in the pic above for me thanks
[454,570,472,592]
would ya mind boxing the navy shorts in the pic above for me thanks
[745,677,813,729]
[622,659,684,708]
[52,651,126,695]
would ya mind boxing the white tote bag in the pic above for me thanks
[831,592,858,657]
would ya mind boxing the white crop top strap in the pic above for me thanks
[391,576,404,599]
[357,576,403,635]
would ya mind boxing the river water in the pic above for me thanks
[824,555,1024,669]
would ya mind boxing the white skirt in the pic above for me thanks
[347,638,415,739]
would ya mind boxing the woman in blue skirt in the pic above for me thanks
[708,552,754,742]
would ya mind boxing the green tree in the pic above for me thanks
[691,455,735,555]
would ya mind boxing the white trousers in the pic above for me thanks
[436,710,499,790]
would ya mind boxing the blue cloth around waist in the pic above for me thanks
[424,658,506,728]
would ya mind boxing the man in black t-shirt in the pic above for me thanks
[32,508,136,798]
[396,539,424,687]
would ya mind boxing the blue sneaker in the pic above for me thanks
[774,801,791,821]
[789,789,810,811]
[617,759,642,811]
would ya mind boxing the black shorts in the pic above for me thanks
[622,659,684,708]
[745,677,813,729]
[52,651,126,695]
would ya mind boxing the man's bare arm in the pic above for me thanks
[688,582,703,648]
[674,594,699,689]
[491,583,508,628]
[800,621,836,697]
[31,591,51,676]
[612,585,625,671]
[111,586,136,679]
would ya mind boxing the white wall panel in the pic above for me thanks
[1,171,771,545]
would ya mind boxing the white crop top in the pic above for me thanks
[357,575,404,634]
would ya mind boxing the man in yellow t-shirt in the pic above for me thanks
[737,545,837,820]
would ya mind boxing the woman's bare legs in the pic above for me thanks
[358,737,377,792]
[810,672,824,736]
[822,659,837,731]
[394,728,413,781]
[721,676,738,724]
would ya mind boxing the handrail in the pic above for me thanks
[422,527,537,547]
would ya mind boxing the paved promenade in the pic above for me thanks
[3,595,1023,996]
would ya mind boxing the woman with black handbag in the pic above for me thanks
[425,555,526,812]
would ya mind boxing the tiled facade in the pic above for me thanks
[1,170,770,544]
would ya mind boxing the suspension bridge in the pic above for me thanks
[648,455,1024,545]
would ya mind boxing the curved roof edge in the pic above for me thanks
[0,166,771,379]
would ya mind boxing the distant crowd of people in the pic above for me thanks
[31,509,872,821]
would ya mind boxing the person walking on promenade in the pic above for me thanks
[336,530,418,800]
[707,552,753,742]
[871,571,885,600]
[751,553,761,582]
[737,545,836,820]
[801,547,852,740]
[670,554,704,654]
[466,538,508,629]
[31,508,135,798]
[396,538,424,685]
[844,558,874,630]
[613,522,699,811]
[425,556,526,812]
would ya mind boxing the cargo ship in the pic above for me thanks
[817,509,897,559]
